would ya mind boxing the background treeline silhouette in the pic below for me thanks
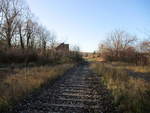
[0,0,82,64]
[98,30,150,65]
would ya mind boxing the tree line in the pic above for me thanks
[0,0,82,64]
[0,0,56,49]
[98,30,150,65]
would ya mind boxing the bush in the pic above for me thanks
[0,48,83,64]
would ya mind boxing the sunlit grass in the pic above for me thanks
[0,63,74,112]
[111,61,150,74]
[90,62,150,113]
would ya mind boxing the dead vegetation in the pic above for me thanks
[90,62,150,113]
[0,63,74,112]
[111,61,150,75]
[0,0,83,112]
[89,29,150,113]
[0,0,82,65]
[98,30,150,65]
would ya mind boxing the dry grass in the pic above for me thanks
[0,64,74,112]
[111,61,150,75]
[90,62,150,113]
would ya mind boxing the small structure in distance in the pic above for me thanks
[55,43,69,52]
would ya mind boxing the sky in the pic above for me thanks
[26,0,150,52]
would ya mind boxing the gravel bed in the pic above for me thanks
[8,64,118,113]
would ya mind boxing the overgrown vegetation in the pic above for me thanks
[91,62,150,113]
[111,61,150,75]
[98,30,150,65]
[90,29,150,113]
[0,64,74,112]
[0,0,83,112]
[0,0,82,65]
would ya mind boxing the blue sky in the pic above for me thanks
[26,0,150,52]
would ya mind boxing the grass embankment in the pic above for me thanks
[91,62,150,113]
[0,63,74,112]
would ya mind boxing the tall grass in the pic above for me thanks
[0,64,74,112]
[111,61,150,74]
[91,62,150,113]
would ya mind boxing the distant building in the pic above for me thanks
[55,43,69,52]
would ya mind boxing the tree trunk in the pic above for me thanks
[7,32,11,48]
[19,26,24,49]
[26,33,30,48]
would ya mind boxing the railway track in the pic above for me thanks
[10,64,117,113]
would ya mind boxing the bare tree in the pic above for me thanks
[25,19,38,48]
[16,4,29,50]
[17,19,25,49]
[0,0,5,40]
[49,32,57,49]
[99,30,137,61]
[140,40,150,54]
[36,25,51,51]
[0,0,23,48]
[0,0,3,28]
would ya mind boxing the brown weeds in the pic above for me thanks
[0,64,74,112]
[90,62,150,113]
